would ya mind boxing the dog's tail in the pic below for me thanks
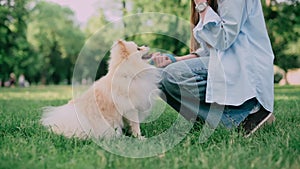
[41,103,92,139]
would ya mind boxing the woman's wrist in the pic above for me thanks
[194,0,208,19]
[175,56,182,62]
[175,54,199,62]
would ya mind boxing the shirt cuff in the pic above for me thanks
[195,46,210,57]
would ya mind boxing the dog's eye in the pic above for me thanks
[137,47,141,51]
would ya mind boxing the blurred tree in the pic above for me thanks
[81,0,192,80]
[84,9,108,37]
[263,0,300,71]
[129,0,191,56]
[0,0,34,84]
[27,1,85,84]
[82,8,112,80]
[96,0,191,54]
[2,0,299,85]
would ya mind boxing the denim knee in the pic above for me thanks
[161,64,181,89]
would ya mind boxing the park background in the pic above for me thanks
[0,0,300,169]
[0,0,300,85]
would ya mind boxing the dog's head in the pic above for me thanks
[108,40,153,73]
[110,40,149,60]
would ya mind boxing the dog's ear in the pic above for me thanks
[117,39,123,44]
[117,40,129,58]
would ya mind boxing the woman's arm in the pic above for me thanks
[175,54,198,62]
[151,53,198,68]
[193,0,247,50]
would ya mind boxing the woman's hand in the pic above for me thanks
[193,0,209,20]
[151,53,199,68]
[194,0,207,4]
[151,52,173,68]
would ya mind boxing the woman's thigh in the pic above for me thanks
[159,57,257,128]
[160,56,209,101]
[158,57,209,121]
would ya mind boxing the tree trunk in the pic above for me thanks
[122,0,127,37]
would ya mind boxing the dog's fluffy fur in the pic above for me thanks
[41,40,159,139]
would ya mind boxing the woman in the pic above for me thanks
[152,0,275,137]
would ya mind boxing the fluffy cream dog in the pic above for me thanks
[41,40,159,139]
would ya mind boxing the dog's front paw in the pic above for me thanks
[137,135,146,140]
[131,133,146,140]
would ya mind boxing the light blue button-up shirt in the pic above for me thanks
[193,0,274,112]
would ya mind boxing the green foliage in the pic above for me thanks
[263,0,300,70]
[84,9,108,37]
[1,0,300,84]
[80,10,111,80]
[127,0,191,56]
[0,0,33,82]
[27,1,85,84]
[0,85,299,169]
[0,0,85,84]
[81,0,188,80]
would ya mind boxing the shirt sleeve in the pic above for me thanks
[193,0,246,51]
[195,41,210,57]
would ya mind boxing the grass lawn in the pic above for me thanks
[0,85,299,169]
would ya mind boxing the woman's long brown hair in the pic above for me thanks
[190,0,218,52]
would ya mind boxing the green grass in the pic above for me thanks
[0,85,299,169]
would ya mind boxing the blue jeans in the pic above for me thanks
[159,57,258,128]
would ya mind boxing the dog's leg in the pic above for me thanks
[129,120,142,138]
[124,110,144,139]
